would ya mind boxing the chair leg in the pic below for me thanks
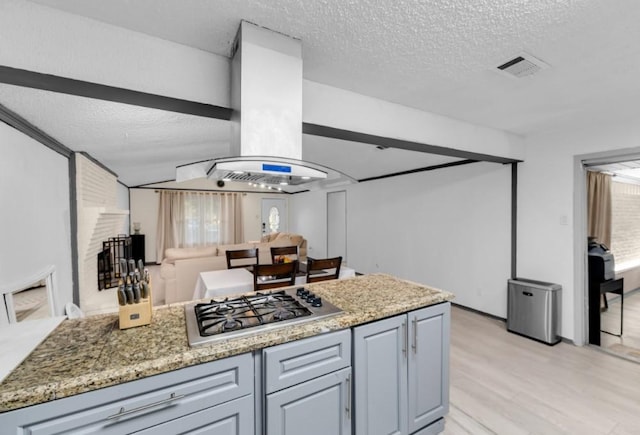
[602,294,608,311]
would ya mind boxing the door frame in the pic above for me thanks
[576,148,640,346]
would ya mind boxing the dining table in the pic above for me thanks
[193,265,356,300]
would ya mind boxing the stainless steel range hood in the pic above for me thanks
[177,21,354,192]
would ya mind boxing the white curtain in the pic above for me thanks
[156,191,244,262]
[219,193,244,245]
[587,171,612,248]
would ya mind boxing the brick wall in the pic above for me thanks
[76,154,128,314]
[611,180,640,265]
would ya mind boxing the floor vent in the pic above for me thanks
[496,52,549,78]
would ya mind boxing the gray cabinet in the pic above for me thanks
[266,367,351,435]
[353,303,450,435]
[353,314,408,435]
[263,329,352,435]
[407,305,450,433]
[1,353,254,435]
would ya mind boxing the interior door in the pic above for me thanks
[327,191,347,262]
[261,199,287,235]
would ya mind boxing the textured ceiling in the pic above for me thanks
[28,0,640,135]
[0,84,231,186]
[7,0,640,185]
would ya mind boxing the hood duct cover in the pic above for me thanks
[177,21,354,191]
[230,22,303,162]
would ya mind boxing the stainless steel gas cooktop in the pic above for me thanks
[185,287,343,347]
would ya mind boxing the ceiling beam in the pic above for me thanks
[0,65,519,165]
[358,159,478,182]
[0,65,232,120]
[303,123,520,165]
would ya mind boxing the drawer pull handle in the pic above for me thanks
[107,393,185,420]
[523,291,534,297]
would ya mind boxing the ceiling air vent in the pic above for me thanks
[496,52,549,78]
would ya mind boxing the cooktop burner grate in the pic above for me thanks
[194,290,312,337]
[185,287,343,347]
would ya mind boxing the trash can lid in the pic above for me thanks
[508,278,562,291]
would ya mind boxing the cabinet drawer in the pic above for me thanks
[6,353,253,435]
[263,329,351,394]
[133,394,254,435]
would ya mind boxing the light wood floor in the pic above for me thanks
[445,306,640,434]
[601,291,640,363]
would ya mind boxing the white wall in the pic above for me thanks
[130,189,159,263]
[0,123,73,315]
[303,80,525,161]
[291,162,512,318]
[75,154,128,315]
[519,118,640,342]
[289,190,329,259]
[116,182,130,235]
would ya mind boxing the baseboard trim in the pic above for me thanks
[451,302,506,322]
[452,302,573,345]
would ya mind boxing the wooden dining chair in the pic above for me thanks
[305,256,342,283]
[253,261,298,291]
[270,245,298,264]
[226,248,259,269]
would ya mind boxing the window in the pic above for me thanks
[156,191,244,260]
[180,192,220,247]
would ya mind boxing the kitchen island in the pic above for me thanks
[0,273,454,434]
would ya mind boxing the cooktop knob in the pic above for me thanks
[296,288,306,296]
[306,292,316,301]
[299,290,310,299]
[311,297,322,307]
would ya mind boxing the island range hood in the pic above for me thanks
[177,21,353,192]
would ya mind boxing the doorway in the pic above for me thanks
[261,198,287,236]
[581,154,640,361]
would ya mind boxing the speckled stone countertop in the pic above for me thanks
[0,274,454,412]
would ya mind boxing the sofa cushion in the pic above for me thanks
[160,262,176,279]
[260,233,277,243]
[164,246,218,264]
[217,242,257,256]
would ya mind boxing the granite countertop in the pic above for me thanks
[0,274,454,412]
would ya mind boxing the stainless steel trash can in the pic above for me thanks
[507,278,561,345]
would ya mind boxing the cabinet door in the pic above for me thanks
[353,314,408,435]
[133,394,253,435]
[266,367,351,435]
[408,303,450,433]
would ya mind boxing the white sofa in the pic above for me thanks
[158,232,307,304]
